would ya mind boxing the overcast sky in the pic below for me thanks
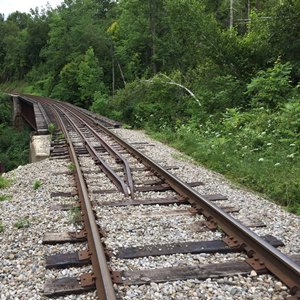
[0,0,63,18]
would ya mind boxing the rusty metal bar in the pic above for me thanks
[51,107,117,300]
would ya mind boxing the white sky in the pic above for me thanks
[0,0,63,18]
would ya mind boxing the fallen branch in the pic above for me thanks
[146,74,201,106]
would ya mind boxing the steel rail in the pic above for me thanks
[56,103,134,197]
[92,119,300,296]
[53,103,130,197]
[65,102,121,128]
[51,105,117,300]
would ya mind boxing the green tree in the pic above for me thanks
[51,56,82,104]
[41,0,111,92]
[1,23,28,80]
[269,0,300,78]
[78,47,106,107]
[52,47,106,108]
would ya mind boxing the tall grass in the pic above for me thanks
[148,106,300,215]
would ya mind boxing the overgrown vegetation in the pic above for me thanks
[48,123,56,135]
[67,163,76,173]
[0,0,299,213]
[0,176,10,189]
[14,217,30,229]
[0,194,12,201]
[0,93,30,171]
[0,222,4,233]
[68,206,81,225]
[32,179,42,190]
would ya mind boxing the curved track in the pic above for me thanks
[15,94,300,299]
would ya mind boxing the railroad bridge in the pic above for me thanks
[10,94,51,163]
[9,94,121,164]
[11,94,49,134]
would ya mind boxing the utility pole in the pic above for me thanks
[230,0,234,29]
[148,0,158,74]
[247,0,251,20]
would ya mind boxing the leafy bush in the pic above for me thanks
[190,65,246,113]
[246,61,294,109]
[0,93,12,126]
[0,125,30,171]
[0,92,30,171]
[90,92,110,116]
[48,123,56,135]
[110,73,195,130]
[278,97,300,140]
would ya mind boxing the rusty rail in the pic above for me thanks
[51,107,117,299]
[55,103,134,196]
[52,103,131,197]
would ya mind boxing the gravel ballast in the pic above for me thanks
[0,159,97,299]
[0,127,299,299]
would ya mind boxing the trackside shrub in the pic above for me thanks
[246,61,294,109]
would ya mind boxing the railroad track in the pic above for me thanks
[15,94,300,299]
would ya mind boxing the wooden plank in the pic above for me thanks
[112,255,300,285]
[135,181,204,193]
[116,235,284,259]
[112,166,180,173]
[50,155,70,160]
[204,194,228,201]
[44,277,95,297]
[129,166,180,172]
[99,194,228,207]
[43,232,86,244]
[46,252,90,269]
[99,197,185,207]
[221,206,240,213]
[50,204,79,211]
[90,188,119,195]
[53,171,72,176]
[109,207,239,220]
[192,219,266,232]
[51,150,69,156]
[139,179,164,186]
[131,142,151,145]
[50,192,73,198]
